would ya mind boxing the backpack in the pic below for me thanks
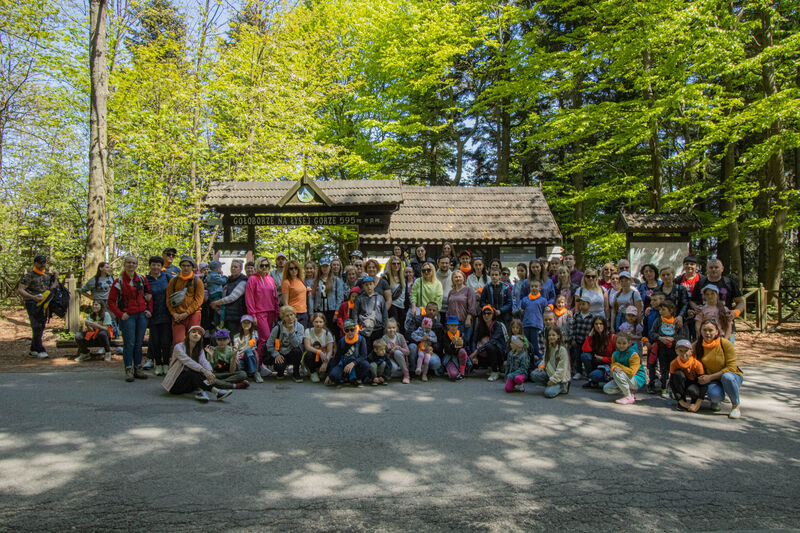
[114,274,148,312]
[46,282,70,318]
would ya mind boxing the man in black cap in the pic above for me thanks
[17,255,59,359]
[162,247,180,278]
[675,255,704,296]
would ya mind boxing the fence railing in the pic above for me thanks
[740,284,800,332]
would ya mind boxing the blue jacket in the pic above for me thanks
[505,349,529,379]
[517,294,549,330]
[521,277,556,306]
[333,335,368,367]
[145,272,171,325]
[480,282,512,323]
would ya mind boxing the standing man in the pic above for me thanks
[675,255,704,296]
[436,256,453,324]
[18,255,59,359]
[564,253,583,285]
[162,247,180,278]
[690,258,744,316]
[212,259,248,336]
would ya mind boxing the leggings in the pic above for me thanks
[443,349,469,380]
[392,349,409,378]
[76,329,111,354]
[169,368,212,395]
[476,344,503,372]
[416,351,431,373]
[148,322,172,365]
[669,370,708,403]
[264,347,302,378]
[505,374,526,392]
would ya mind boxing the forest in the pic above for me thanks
[1,0,798,300]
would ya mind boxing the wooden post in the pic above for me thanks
[758,283,767,333]
[66,276,81,333]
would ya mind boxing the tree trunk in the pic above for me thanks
[761,8,787,302]
[87,0,108,282]
[756,167,769,285]
[643,49,662,212]
[721,143,743,281]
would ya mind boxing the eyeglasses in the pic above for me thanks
[259,264,270,269]
[289,266,298,270]
[585,275,597,279]
[165,253,175,257]
[344,327,356,333]
[482,310,494,315]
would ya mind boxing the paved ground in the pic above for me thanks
[1,363,799,532]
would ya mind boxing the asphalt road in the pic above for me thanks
[1,362,799,532]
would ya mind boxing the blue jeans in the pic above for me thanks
[707,372,743,406]
[523,327,541,362]
[241,348,258,374]
[119,312,148,367]
[530,370,568,398]
[580,352,595,377]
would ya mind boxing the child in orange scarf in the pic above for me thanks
[669,339,706,412]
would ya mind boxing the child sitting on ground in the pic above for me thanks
[504,335,530,393]
[530,326,571,398]
[207,329,249,389]
[647,299,680,397]
[326,319,370,386]
[369,339,391,385]
[603,332,646,405]
[441,316,469,381]
[411,317,438,381]
[382,318,411,383]
[669,339,706,412]
[235,315,262,383]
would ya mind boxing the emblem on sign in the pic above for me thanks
[297,185,314,203]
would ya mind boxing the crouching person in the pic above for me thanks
[530,326,571,398]
[264,305,305,383]
[369,339,391,385]
[207,329,249,390]
[162,325,232,403]
[326,319,370,386]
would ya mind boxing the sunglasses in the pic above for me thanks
[289,266,299,270]
[260,264,270,269]
[422,268,433,273]
[482,310,494,315]
[165,253,175,257]
[344,327,356,333]
[585,275,597,279]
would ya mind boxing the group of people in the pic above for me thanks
[18,244,744,415]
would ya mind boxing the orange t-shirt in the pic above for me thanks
[281,278,308,314]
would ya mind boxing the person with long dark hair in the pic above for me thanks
[580,316,616,388]
[80,261,114,307]
[469,305,507,382]
[694,319,743,419]
[161,325,232,402]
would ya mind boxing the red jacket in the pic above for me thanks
[108,272,153,318]
[336,300,354,333]
[582,333,617,364]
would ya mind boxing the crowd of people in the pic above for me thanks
[17,245,745,416]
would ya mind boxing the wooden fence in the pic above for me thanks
[740,284,800,332]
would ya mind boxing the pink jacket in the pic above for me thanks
[246,273,279,315]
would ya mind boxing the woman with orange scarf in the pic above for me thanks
[695,320,744,419]
[166,256,204,345]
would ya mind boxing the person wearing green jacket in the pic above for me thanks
[409,260,442,313]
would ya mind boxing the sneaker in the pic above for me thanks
[216,390,233,401]
[104,352,112,362]
[294,376,303,383]
[728,406,741,419]
[155,365,164,376]
[652,378,661,390]
[195,391,210,402]
[421,374,428,382]
[415,369,422,376]
[513,384,525,392]
[235,381,250,389]
[402,376,410,384]
[661,389,669,399]
[142,360,154,370]
[710,402,721,412]
[253,373,264,384]
[647,382,656,394]
[77,353,92,362]
[487,372,499,382]
[29,350,39,358]
[615,395,636,405]
[572,372,582,380]
[455,374,464,381]
[38,351,49,359]
[310,372,320,383]
[124,367,135,383]
[97,348,105,355]
[260,366,273,377]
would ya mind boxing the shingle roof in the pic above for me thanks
[360,186,562,246]
[615,212,701,233]
[206,179,404,208]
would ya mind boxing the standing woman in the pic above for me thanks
[303,260,317,324]
[521,259,556,306]
[403,265,416,330]
[409,261,443,313]
[108,255,152,382]
[146,256,172,376]
[512,263,528,312]
[166,256,204,346]
[611,271,642,331]
[281,260,310,327]
[457,250,473,279]
[440,242,457,269]
[245,257,279,355]
[410,245,432,279]
[80,261,114,307]
[361,258,393,308]
[599,263,616,290]
[637,263,662,309]
[447,270,477,348]
[695,320,744,418]
[314,257,345,329]
[466,256,488,307]
[554,266,579,310]
[469,305,507,382]
[658,266,689,329]
[384,255,407,331]
[330,256,343,280]
[573,268,609,320]
[162,325,232,403]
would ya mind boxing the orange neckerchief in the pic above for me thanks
[179,272,193,281]
[32,267,46,275]
[661,315,675,324]
[348,301,355,309]
[553,306,568,317]
[447,330,461,341]
[460,265,472,276]
[528,292,541,301]
[702,338,721,349]
[345,333,359,345]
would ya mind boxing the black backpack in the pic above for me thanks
[47,282,70,318]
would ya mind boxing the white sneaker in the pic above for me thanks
[728,406,741,419]
[194,391,210,403]
[710,402,721,412]
[38,352,49,359]
[253,373,264,383]
[104,352,112,362]
[310,372,320,383]
[216,390,232,401]
[513,384,525,392]
[97,348,105,355]
[572,372,582,380]
[260,366,273,377]
[487,372,499,382]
